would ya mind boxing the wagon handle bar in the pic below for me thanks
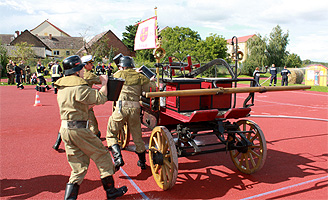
[145,85,311,98]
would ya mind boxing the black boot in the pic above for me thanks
[54,87,58,94]
[101,176,127,200]
[64,183,79,200]
[109,144,124,171]
[52,132,61,151]
[136,151,147,170]
[46,85,51,90]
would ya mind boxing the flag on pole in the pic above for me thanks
[134,16,157,51]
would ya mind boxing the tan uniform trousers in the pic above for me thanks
[60,127,115,185]
[106,106,146,153]
[88,108,99,135]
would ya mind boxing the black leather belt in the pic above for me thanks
[61,120,88,129]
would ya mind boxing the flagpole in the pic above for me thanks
[154,6,160,88]
[152,6,165,110]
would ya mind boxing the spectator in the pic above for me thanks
[19,61,26,83]
[31,73,37,84]
[6,60,15,85]
[25,65,31,84]
[96,62,102,75]
[269,64,277,86]
[281,66,291,86]
[14,62,24,89]
[107,63,114,76]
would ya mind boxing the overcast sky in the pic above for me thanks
[1,0,327,62]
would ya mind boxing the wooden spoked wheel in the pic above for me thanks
[229,119,267,174]
[149,126,178,190]
[117,122,130,149]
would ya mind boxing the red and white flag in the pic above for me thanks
[134,16,157,50]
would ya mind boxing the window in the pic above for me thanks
[66,51,70,56]
[53,51,60,55]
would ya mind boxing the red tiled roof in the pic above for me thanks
[227,34,255,44]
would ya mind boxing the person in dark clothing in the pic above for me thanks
[6,60,15,85]
[107,63,114,76]
[25,65,31,84]
[253,67,261,87]
[19,61,26,83]
[35,61,51,91]
[269,64,277,86]
[14,62,24,89]
[281,66,291,86]
[51,60,63,94]
[96,62,102,75]
[253,66,267,87]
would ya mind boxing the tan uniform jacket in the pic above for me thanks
[55,76,107,120]
[114,68,156,101]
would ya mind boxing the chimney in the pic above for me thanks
[49,34,52,40]
[15,31,19,37]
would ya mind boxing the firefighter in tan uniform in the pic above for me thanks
[55,55,127,200]
[52,55,102,151]
[106,56,156,171]
[81,55,102,138]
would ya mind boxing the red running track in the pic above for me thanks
[0,85,327,199]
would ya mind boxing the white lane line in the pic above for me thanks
[249,114,328,122]
[240,175,328,200]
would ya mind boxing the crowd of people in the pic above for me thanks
[3,60,115,92]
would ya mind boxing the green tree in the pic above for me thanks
[242,34,268,75]
[122,24,138,51]
[161,26,201,60]
[90,37,112,62]
[0,40,8,71]
[302,59,312,66]
[196,33,228,62]
[285,52,302,68]
[11,42,35,62]
[267,25,289,68]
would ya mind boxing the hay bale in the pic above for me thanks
[288,68,304,84]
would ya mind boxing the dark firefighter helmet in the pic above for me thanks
[119,56,135,68]
[113,53,123,66]
[62,55,85,75]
